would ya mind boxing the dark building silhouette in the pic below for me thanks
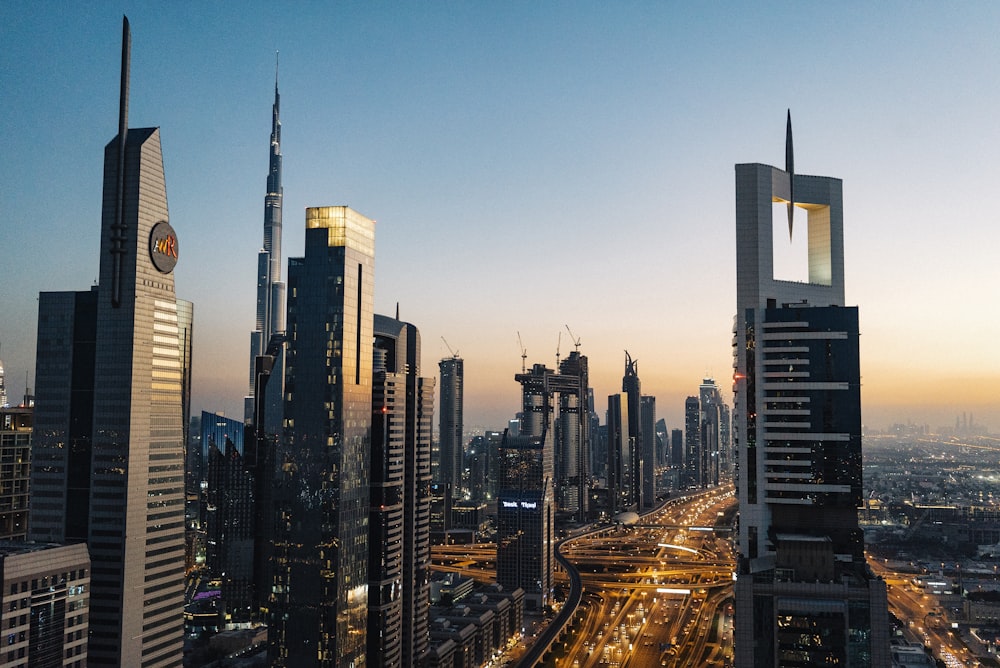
[684,396,700,487]
[268,206,374,666]
[670,429,683,469]
[640,395,657,509]
[622,353,643,509]
[202,412,255,622]
[438,355,464,520]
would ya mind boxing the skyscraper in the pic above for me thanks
[269,206,374,666]
[0,406,31,540]
[438,355,464,503]
[202,411,255,622]
[496,412,554,609]
[370,313,434,666]
[246,60,286,422]
[684,396,700,486]
[554,351,591,522]
[516,356,590,523]
[640,395,656,509]
[622,352,643,509]
[699,377,722,488]
[732,116,889,666]
[606,393,628,515]
[29,19,187,665]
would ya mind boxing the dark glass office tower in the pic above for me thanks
[496,428,554,610]
[606,393,627,516]
[438,356,464,501]
[268,206,374,666]
[732,119,889,667]
[202,411,255,622]
[622,353,643,509]
[684,396,700,486]
[640,395,656,509]
[29,19,186,666]
[369,314,435,666]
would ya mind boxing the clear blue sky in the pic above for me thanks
[2,2,999,432]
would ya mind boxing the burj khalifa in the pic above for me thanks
[246,60,285,421]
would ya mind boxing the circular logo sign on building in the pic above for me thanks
[149,221,179,273]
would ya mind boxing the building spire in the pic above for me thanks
[785,109,795,240]
[110,15,131,307]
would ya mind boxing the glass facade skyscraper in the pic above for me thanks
[438,356,464,498]
[268,206,374,666]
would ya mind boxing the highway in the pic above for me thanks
[868,557,978,668]
[556,486,736,667]
[429,486,737,667]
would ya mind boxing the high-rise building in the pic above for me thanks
[29,19,187,665]
[0,541,90,667]
[269,206,374,666]
[496,422,554,610]
[622,352,643,509]
[0,354,7,408]
[516,357,590,523]
[606,393,628,516]
[0,407,31,540]
[554,352,591,521]
[246,61,286,422]
[699,377,722,488]
[438,355,464,505]
[202,411,255,622]
[640,395,656,509]
[732,115,889,666]
[670,429,683,469]
[370,314,434,666]
[684,396,700,486]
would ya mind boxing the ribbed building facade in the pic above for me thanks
[370,314,434,666]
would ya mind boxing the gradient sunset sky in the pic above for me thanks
[2,2,998,432]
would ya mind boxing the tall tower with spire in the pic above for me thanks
[732,114,889,666]
[246,58,286,421]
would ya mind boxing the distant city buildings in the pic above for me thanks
[732,116,889,666]
[268,206,375,665]
[29,20,188,665]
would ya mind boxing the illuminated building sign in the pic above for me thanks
[501,500,538,509]
[149,221,179,273]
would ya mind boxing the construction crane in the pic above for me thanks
[441,336,459,359]
[555,331,561,369]
[565,324,581,352]
[516,331,527,373]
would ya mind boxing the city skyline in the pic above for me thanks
[3,3,999,431]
